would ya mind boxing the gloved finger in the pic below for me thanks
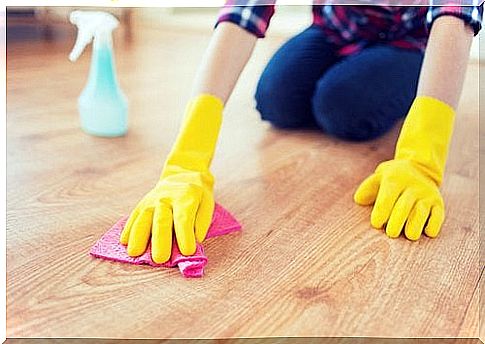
[127,207,154,257]
[120,207,140,245]
[354,173,380,206]
[371,180,403,229]
[151,203,173,264]
[195,191,215,243]
[386,190,416,238]
[404,200,431,241]
[424,205,445,238]
[173,199,198,256]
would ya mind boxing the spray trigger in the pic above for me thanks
[69,10,119,62]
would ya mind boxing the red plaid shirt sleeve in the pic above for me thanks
[427,4,483,35]
[215,0,276,38]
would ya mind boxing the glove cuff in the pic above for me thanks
[395,96,455,186]
[163,94,224,175]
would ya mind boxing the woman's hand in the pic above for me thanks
[354,96,454,240]
[354,160,444,240]
[120,168,215,263]
[120,94,223,263]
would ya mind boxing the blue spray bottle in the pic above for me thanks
[69,11,128,137]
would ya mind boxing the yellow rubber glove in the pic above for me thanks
[120,94,223,263]
[354,96,455,240]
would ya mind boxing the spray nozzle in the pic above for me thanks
[69,10,119,62]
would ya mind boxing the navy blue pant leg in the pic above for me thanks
[312,45,424,141]
[255,25,424,141]
[255,25,340,129]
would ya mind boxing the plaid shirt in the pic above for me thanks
[216,2,482,56]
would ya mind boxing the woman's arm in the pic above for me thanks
[121,22,260,260]
[191,22,258,103]
[417,15,475,108]
[354,15,476,241]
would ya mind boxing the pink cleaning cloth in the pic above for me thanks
[90,203,241,278]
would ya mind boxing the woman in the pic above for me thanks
[120,1,482,263]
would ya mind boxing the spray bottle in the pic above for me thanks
[69,11,128,137]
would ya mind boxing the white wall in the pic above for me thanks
[135,7,482,61]
[47,6,480,61]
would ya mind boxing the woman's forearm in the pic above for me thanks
[191,22,258,104]
[417,16,474,109]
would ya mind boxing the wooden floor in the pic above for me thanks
[6,24,481,339]
[3,339,484,344]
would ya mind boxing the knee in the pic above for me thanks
[255,68,313,129]
[312,78,399,141]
